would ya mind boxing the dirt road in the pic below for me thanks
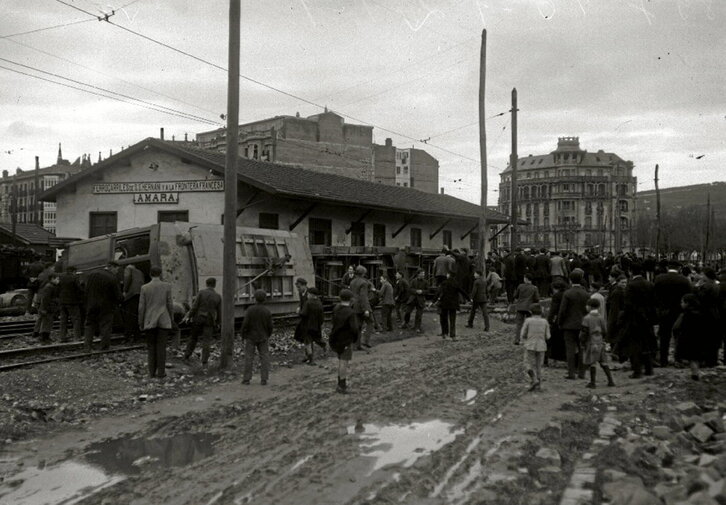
[1,316,723,505]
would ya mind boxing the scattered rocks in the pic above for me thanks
[603,476,660,505]
[535,447,561,467]
[692,424,716,444]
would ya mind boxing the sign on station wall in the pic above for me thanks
[92,179,224,205]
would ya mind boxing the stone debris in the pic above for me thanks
[535,448,562,467]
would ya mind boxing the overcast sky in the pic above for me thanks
[1,0,724,204]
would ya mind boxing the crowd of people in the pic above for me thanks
[16,246,726,394]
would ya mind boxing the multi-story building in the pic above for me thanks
[197,111,439,194]
[497,137,637,253]
[0,145,88,234]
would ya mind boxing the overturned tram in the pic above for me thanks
[64,222,314,317]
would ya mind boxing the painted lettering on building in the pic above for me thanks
[133,192,179,204]
[93,179,224,194]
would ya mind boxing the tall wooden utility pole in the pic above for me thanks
[509,88,518,251]
[654,164,661,260]
[220,0,240,370]
[477,29,488,273]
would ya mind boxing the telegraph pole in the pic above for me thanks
[220,0,240,370]
[509,88,518,251]
[654,164,661,260]
[477,29,488,273]
[703,192,711,265]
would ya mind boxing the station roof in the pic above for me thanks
[0,223,55,245]
[40,137,511,224]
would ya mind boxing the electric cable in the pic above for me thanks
[0,18,94,39]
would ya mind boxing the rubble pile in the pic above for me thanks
[601,398,726,505]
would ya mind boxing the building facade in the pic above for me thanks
[197,111,439,194]
[497,137,637,253]
[41,138,508,258]
[0,145,88,234]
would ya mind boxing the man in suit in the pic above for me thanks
[558,270,590,379]
[403,269,428,332]
[183,277,222,367]
[241,289,273,385]
[349,266,373,349]
[138,265,174,378]
[393,271,410,324]
[654,263,691,366]
[84,261,122,351]
[620,264,657,378]
[466,270,490,331]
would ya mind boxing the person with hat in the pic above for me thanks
[241,289,273,385]
[329,289,359,393]
[403,269,428,333]
[349,265,373,349]
[183,277,222,368]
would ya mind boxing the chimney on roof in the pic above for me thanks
[296,111,300,117]
[184,132,188,142]
[160,128,165,140]
[440,187,445,194]
[35,156,40,171]
[2,170,8,178]
[57,143,62,164]
[109,149,113,156]
[172,135,176,141]
[98,152,101,163]
[385,138,392,147]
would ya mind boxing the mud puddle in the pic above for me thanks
[347,419,463,475]
[0,432,218,505]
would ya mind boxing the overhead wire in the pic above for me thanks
[0,18,94,39]
[0,56,220,125]
[0,64,219,126]
[55,0,483,164]
[1,37,222,118]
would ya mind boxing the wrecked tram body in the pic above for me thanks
[64,222,314,318]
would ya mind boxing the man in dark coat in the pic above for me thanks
[183,277,222,367]
[436,274,467,340]
[393,271,409,324]
[558,270,590,379]
[58,266,84,342]
[620,264,657,378]
[513,248,528,288]
[350,266,373,349]
[654,264,692,366]
[122,264,145,341]
[241,289,273,385]
[84,261,121,350]
[403,269,428,332]
[466,270,489,331]
[697,269,721,367]
[501,250,515,303]
[534,249,551,298]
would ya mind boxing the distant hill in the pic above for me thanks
[637,182,726,217]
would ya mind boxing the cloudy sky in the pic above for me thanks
[1,0,724,204]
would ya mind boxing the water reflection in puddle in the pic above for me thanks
[0,433,218,505]
[85,432,218,474]
[348,420,462,475]
[0,461,123,505]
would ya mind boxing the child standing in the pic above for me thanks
[580,298,615,388]
[241,289,273,385]
[520,303,550,391]
[329,289,359,394]
[300,287,325,365]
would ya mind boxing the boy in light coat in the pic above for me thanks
[520,303,550,391]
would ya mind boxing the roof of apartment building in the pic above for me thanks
[0,223,55,245]
[40,137,510,224]
[502,151,628,174]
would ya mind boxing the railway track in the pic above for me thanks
[0,311,313,372]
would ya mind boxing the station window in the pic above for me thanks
[158,210,189,223]
[410,227,422,248]
[469,232,479,251]
[373,224,386,247]
[442,230,452,249]
[309,218,332,246]
[89,211,117,238]
[258,212,279,230]
[350,222,365,247]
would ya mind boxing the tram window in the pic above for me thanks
[114,234,150,260]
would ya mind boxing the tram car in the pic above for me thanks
[64,222,314,318]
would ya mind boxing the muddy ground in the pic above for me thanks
[0,312,724,505]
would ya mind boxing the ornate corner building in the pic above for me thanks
[497,137,637,253]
